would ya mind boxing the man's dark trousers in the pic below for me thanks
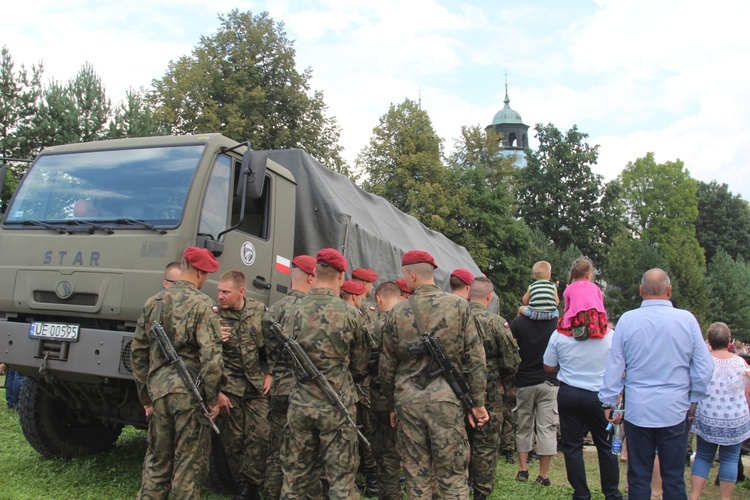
[623,418,690,500]
[558,382,622,500]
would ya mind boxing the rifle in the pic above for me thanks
[150,320,221,434]
[269,320,370,449]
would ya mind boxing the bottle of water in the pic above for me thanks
[611,422,624,455]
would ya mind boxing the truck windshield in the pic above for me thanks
[3,145,205,227]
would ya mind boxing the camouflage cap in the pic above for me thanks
[183,247,219,273]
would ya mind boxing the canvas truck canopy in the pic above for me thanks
[264,149,485,290]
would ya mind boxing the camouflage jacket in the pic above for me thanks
[131,280,224,407]
[288,287,369,409]
[219,297,267,398]
[469,302,520,402]
[262,290,306,397]
[367,315,389,412]
[380,284,487,411]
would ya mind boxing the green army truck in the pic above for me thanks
[0,133,484,460]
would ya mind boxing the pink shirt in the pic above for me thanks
[561,280,606,328]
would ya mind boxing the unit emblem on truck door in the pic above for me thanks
[240,241,256,266]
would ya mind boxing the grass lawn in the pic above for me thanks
[1,380,749,499]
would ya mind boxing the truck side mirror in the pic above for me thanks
[239,151,267,200]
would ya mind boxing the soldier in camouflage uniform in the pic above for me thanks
[468,277,521,500]
[215,270,270,500]
[262,255,320,500]
[131,247,224,500]
[352,267,379,325]
[280,248,369,498]
[369,281,404,500]
[342,279,379,497]
[500,375,518,463]
[380,250,488,499]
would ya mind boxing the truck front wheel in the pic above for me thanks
[19,378,123,459]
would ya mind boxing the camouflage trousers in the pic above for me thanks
[396,401,470,499]
[357,400,377,471]
[136,393,211,500]
[469,397,504,496]
[216,392,270,486]
[372,410,403,500]
[281,403,360,499]
[501,396,516,452]
[265,395,322,500]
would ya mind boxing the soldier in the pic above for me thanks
[342,279,379,497]
[162,261,181,289]
[352,267,378,324]
[262,255,319,500]
[396,278,411,299]
[468,277,521,500]
[215,270,270,500]
[369,281,404,500]
[380,250,488,498]
[449,268,474,300]
[500,373,518,464]
[280,248,369,498]
[131,247,223,499]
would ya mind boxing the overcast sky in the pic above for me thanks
[3,0,749,198]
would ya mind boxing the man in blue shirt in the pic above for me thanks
[599,269,713,500]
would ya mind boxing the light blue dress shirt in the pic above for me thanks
[598,299,713,427]
[543,330,614,392]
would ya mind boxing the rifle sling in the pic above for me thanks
[408,296,437,389]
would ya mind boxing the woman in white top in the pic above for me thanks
[689,322,750,500]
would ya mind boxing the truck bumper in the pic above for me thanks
[0,321,134,383]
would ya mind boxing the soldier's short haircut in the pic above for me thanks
[707,322,731,350]
[532,261,551,279]
[219,269,246,289]
[641,268,670,296]
[317,263,341,281]
[375,281,400,301]
[165,261,181,272]
[469,277,493,300]
[449,275,468,292]
[403,262,434,281]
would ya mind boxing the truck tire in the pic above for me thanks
[206,432,236,493]
[18,378,123,459]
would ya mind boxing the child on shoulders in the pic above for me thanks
[518,260,559,320]
[557,257,608,340]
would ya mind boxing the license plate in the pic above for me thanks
[29,322,80,341]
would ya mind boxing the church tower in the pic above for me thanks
[485,82,529,150]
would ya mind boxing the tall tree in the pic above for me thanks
[357,99,460,235]
[108,89,168,139]
[516,123,606,261]
[0,46,43,212]
[614,153,708,322]
[695,180,750,263]
[705,249,750,341]
[445,125,532,314]
[69,63,111,143]
[150,9,346,173]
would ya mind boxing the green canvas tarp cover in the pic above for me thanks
[264,149,484,290]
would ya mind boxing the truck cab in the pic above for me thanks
[0,134,295,457]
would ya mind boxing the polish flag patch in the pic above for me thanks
[275,255,291,274]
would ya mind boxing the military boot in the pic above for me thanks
[363,467,380,497]
[473,492,488,500]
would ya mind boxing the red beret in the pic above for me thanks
[451,268,475,285]
[183,247,219,273]
[317,248,348,272]
[352,268,378,282]
[341,280,366,295]
[396,278,410,295]
[292,255,317,276]
[401,250,438,269]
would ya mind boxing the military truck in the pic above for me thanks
[0,134,484,459]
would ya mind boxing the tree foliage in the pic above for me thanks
[705,249,750,341]
[695,180,750,264]
[108,89,168,139]
[517,123,607,262]
[150,9,346,173]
